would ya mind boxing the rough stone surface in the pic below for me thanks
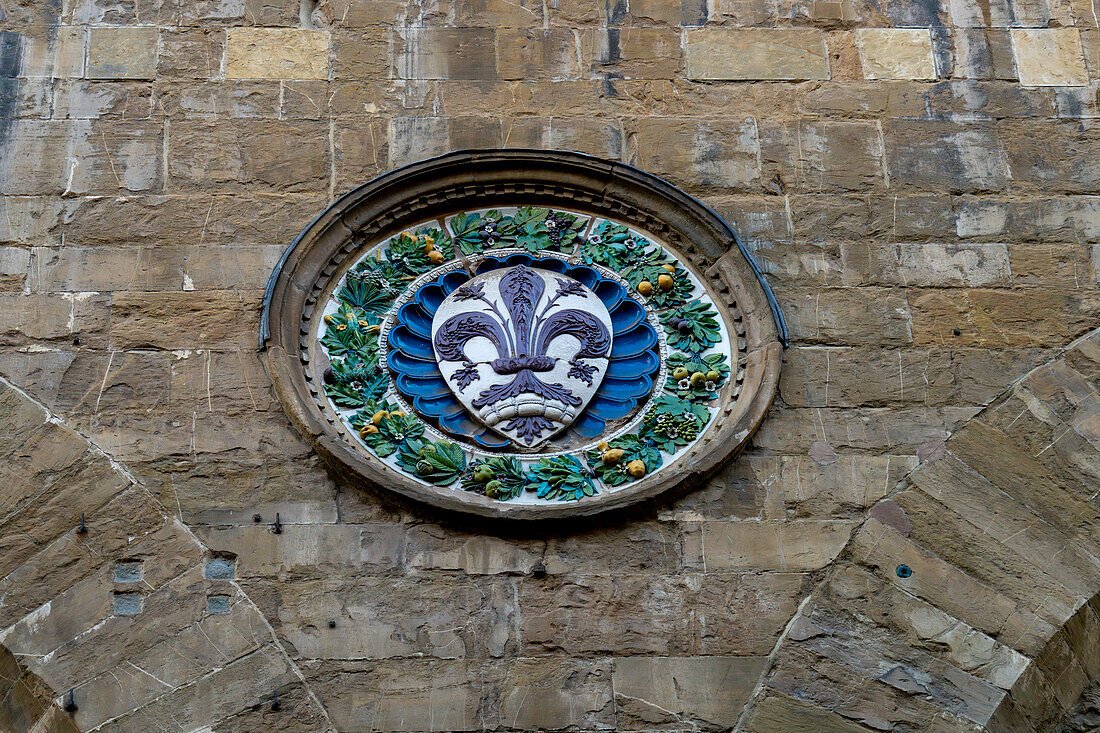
[0,1,1097,730]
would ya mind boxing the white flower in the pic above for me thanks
[705,381,716,391]
[677,379,690,390]
[588,234,602,244]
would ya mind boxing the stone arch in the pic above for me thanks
[0,377,334,731]
[737,327,1100,732]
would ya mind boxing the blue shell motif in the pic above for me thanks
[387,254,662,449]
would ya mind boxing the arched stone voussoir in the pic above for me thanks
[0,376,336,733]
[738,327,1100,733]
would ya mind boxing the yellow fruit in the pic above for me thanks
[423,235,435,247]
[597,441,610,452]
[371,410,389,425]
[657,274,674,291]
[637,280,654,296]
[428,250,445,265]
[601,448,625,464]
[690,371,706,386]
[359,424,379,436]
[401,232,414,244]
[661,264,675,272]
[367,324,380,333]
[705,370,721,381]
[389,411,406,419]
[672,367,689,380]
[323,314,335,324]
[627,459,646,478]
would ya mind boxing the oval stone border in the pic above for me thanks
[262,149,785,520]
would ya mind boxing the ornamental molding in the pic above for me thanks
[261,149,785,521]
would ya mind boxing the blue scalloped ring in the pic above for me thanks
[386,253,662,450]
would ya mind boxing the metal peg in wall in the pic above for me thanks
[272,513,282,535]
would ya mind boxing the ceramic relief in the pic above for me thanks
[315,206,739,504]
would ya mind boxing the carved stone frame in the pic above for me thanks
[261,149,784,520]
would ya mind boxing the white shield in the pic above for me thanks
[431,265,613,449]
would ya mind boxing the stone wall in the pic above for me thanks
[0,0,1097,730]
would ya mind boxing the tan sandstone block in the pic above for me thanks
[225,28,329,80]
[87,26,157,80]
[855,28,936,80]
[685,28,829,80]
[1011,29,1088,86]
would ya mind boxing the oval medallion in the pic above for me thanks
[263,150,785,520]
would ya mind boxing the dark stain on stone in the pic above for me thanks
[869,500,913,536]
[0,31,21,153]
[681,0,709,25]
[606,0,627,25]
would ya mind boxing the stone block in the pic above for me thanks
[157,28,223,79]
[68,597,269,729]
[305,659,480,732]
[886,121,1009,193]
[52,81,153,120]
[855,28,936,81]
[520,573,808,655]
[99,644,300,733]
[543,522,679,574]
[331,28,389,80]
[254,574,515,659]
[109,291,262,350]
[842,242,1011,287]
[775,286,913,347]
[909,288,1100,348]
[498,658,613,729]
[613,656,767,729]
[1012,29,1088,86]
[784,120,887,192]
[848,519,1056,656]
[395,28,497,80]
[87,27,157,80]
[746,455,915,518]
[636,117,759,191]
[583,28,682,79]
[196,523,402,576]
[405,525,539,575]
[683,520,856,571]
[225,28,329,80]
[167,120,329,192]
[743,690,872,732]
[496,29,581,80]
[685,28,829,80]
[753,406,979,454]
[53,26,85,79]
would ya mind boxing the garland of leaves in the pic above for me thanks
[318,212,734,504]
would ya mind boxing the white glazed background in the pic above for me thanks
[317,207,735,504]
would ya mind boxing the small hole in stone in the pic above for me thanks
[896,564,913,579]
[253,513,262,523]
[328,619,336,628]
[206,595,231,614]
[113,560,142,583]
[204,557,235,580]
[113,592,142,615]
[952,328,961,336]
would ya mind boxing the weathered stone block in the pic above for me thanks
[305,659,480,732]
[87,27,157,80]
[499,658,613,729]
[613,656,767,729]
[197,523,402,576]
[157,28,223,79]
[636,117,760,191]
[395,28,497,80]
[743,690,872,732]
[855,28,936,80]
[775,286,913,346]
[225,28,329,80]
[583,28,682,79]
[168,120,328,191]
[1012,29,1088,87]
[247,574,514,660]
[683,520,856,571]
[405,525,539,575]
[109,291,262,349]
[331,28,389,80]
[685,28,829,80]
